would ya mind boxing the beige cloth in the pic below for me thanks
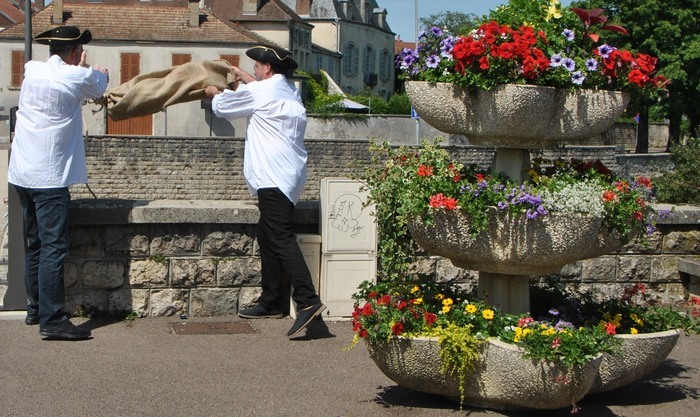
[100,60,235,121]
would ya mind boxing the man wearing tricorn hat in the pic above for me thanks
[205,45,325,338]
[8,26,109,340]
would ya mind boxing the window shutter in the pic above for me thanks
[11,50,25,87]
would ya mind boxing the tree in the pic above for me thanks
[572,0,700,151]
[418,11,480,35]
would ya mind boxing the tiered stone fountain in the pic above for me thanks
[366,81,680,410]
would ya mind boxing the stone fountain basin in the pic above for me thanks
[589,329,680,394]
[408,208,625,276]
[366,336,602,410]
[405,82,630,149]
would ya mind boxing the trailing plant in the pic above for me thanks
[654,137,700,204]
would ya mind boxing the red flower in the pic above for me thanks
[628,69,649,87]
[417,164,434,177]
[635,176,652,188]
[633,211,643,221]
[602,190,618,202]
[429,193,458,210]
[392,322,404,336]
[424,312,437,326]
[396,300,408,310]
[377,295,392,305]
[605,322,617,335]
[361,303,374,317]
[359,329,369,338]
[551,338,561,349]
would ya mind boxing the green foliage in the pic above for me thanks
[419,10,481,36]
[654,137,700,204]
[301,71,345,115]
[386,93,412,115]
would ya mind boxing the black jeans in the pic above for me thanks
[256,188,320,311]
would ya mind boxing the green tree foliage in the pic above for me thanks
[655,137,700,204]
[572,0,700,148]
[418,11,481,35]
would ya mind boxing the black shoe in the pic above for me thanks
[287,302,326,338]
[25,315,39,326]
[238,304,283,319]
[40,320,91,340]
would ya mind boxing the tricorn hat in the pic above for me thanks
[35,26,92,46]
[246,45,298,71]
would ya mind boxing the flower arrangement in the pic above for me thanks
[363,138,661,278]
[396,0,667,95]
[349,277,700,409]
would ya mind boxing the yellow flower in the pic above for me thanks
[435,293,445,301]
[410,285,419,294]
[442,298,453,307]
[414,297,423,305]
[482,309,494,320]
[514,327,523,342]
[442,305,452,314]
[630,328,638,334]
[465,304,477,314]
[545,0,562,21]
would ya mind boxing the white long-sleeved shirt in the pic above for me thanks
[8,54,109,188]
[211,74,308,204]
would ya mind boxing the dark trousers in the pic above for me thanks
[256,188,320,311]
[12,185,70,327]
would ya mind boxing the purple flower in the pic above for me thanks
[562,29,575,41]
[585,58,598,71]
[646,224,657,235]
[440,37,455,58]
[658,209,672,220]
[555,320,573,330]
[426,54,440,69]
[497,201,509,210]
[550,53,563,67]
[549,308,560,316]
[572,71,585,85]
[562,58,576,72]
[430,26,444,37]
[597,44,617,59]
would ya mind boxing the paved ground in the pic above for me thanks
[0,312,698,417]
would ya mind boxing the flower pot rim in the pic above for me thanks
[407,80,629,95]
[613,329,681,339]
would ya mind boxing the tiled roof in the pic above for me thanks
[0,0,26,25]
[205,0,303,23]
[0,3,269,44]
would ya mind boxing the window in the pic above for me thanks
[120,53,140,83]
[327,59,335,78]
[316,55,323,72]
[219,54,240,67]
[379,49,391,81]
[343,42,358,76]
[11,50,24,87]
[363,44,376,75]
[172,53,192,67]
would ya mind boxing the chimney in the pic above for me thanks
[360,0,367,23]
[296,0,311,16]
[53,0,64,24]
[188,0,199,27]
[242,0,260,16]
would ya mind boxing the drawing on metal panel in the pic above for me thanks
[328,193,365,238]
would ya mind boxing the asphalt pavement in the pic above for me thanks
[0,312,698,417]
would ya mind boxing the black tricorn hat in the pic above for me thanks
[246,45,298,70]
[35,26,92,46]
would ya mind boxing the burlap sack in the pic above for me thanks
[102,60,235,121]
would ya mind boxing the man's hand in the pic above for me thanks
[205,86,221,98]
[232,66,255,84]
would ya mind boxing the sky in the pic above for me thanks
[381,0,573,41]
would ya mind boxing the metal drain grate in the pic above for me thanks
[170,321,257,335]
